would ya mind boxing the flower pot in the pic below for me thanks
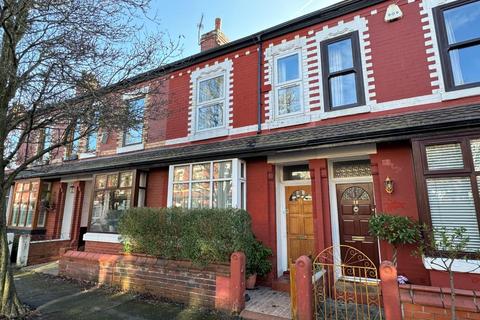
[246,273,257,290]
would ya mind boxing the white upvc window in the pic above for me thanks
[196,74,226,132]
[167,159,246,209]
[274,51,303,118]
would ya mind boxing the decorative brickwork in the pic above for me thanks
[59,251,245,313]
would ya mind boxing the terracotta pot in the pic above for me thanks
[246,273,257,289]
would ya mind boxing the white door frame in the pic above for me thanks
[327,158,382,271]
[275,164,311,277]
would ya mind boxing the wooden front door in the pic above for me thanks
[285,185,315,264]
[336,183,379,269]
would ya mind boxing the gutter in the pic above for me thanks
[257,35,263,134]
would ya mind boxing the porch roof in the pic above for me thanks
[17,104,480,179]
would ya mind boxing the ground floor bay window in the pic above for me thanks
[8,180,52,230]
[413,134,480,252]
[90,170,147,233]
[167,159,246,209]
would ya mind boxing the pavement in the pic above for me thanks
[14,266,236,320]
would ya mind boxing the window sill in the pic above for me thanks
[117,143,144,154]
[441,86,480,101]
[78,152,96,159]
[320,105,371,120]
[83,232,122,244]
[189,128,229,141]
[423,256,480,274]
[266,114,311,129]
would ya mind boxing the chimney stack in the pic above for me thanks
[200,18,229,52]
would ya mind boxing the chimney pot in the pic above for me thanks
[215,18,222,30]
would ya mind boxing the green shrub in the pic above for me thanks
[369,213,421,266]
[118,207,272,275]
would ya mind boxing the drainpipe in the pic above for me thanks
[256,35,263,134]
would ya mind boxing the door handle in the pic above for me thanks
[351,236,366,242]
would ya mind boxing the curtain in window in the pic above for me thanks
[329,46,345,107]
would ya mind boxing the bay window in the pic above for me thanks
[168,159,246,209]
[434,0,480,91]
[275,53,303,117]
[196,75,225,131]
[321,32,365,110]
[9,180,51,229]
[413,135,480,252]
[90,170,146,233]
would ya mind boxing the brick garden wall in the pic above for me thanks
[59,251,245,313]
[400,284,480,320]
[84,241,123,255]
[28,239,72,265]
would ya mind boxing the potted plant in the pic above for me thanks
[245,239,272,289]
[368,213,421,266]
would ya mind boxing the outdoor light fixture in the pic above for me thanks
[69,184,76,194]
[384,176,394,194]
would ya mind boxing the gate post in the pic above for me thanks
[380,261,402,320]
[295,256,313,320]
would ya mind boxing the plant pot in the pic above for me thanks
[246,273,257,290]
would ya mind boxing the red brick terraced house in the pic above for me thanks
[7,0,480,291]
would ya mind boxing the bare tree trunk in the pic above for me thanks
[0,226,26,318]
[0,186,26,318]
[449,270,456,320]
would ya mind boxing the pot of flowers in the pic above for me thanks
[246,239,272,290]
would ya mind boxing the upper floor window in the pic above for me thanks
[38,127,52,162]
[196,75,225,131]
[434,0,480,91]
[123,97,145,146]
[275,53,302,116]
[168,159,246,209]
[85,130,97,153]
[321,32,365,110]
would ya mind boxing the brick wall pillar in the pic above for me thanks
[229,251,246,313]
[309,159,332,253]
[70,181,85,247]
[53,183,68,238]
[295,255,313,320]
[380,261,402,320]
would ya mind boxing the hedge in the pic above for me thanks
[117,207,272,276]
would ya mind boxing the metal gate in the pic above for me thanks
[313,245,383,320]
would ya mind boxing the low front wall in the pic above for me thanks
[84,241,123,255]
[59,251,245,313]
[28,239,72,265]
[400,284,480,320]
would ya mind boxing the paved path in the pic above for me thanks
[14,271,234,320]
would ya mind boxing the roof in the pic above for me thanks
[18,104,480,179]
[94,0,386,93]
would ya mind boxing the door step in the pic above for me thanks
[240,310,290,320]
[272,275,290,293]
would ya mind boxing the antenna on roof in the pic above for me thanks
[197,13,204,46]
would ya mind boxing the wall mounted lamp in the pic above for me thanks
[384,176,394,194]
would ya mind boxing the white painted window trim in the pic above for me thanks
[189,60,233,141]
[421,0,480,99]
[316,16,373,119]
[423,256,480,274]
[265,37,312,128]
[78,152,96,159]
[83,232,122,244]
[166,158,245,208]
[116,143,144,154]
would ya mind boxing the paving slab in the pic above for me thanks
[13,271,235,320]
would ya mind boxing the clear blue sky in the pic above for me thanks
[147,0,341,58]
